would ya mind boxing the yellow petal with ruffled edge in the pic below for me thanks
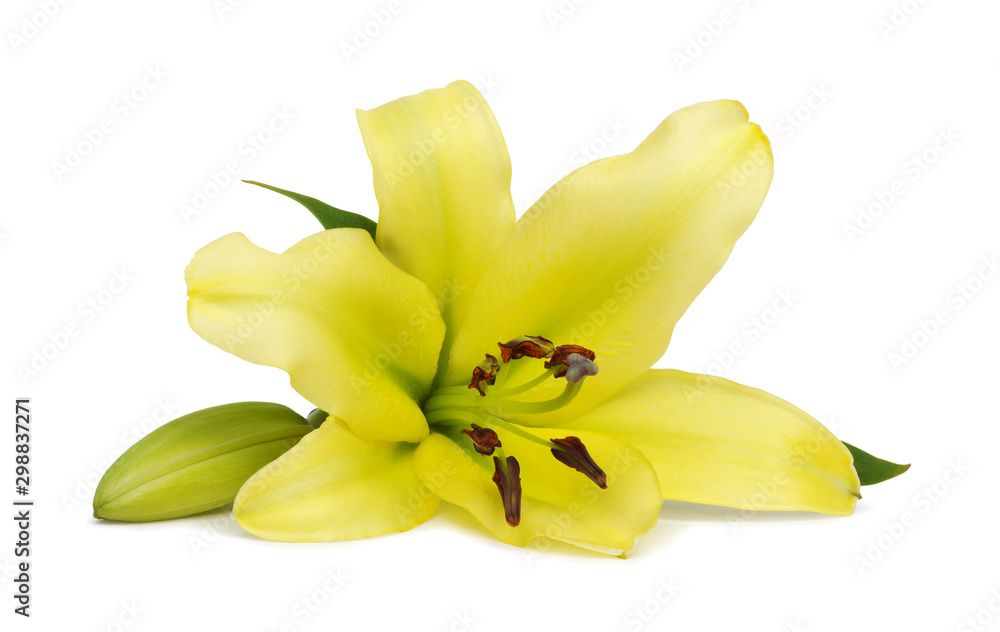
[358,80,516,340]
[234,418,438,541]
[569,370,860,516]
[186,229,444,443]
[445,100,773,425]
[412,429,662,556]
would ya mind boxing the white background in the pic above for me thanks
[2,1,998,630]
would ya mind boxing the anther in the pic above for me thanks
[460,423,501,456]
[545,345,598,382]
[492,455,522,527]
[497,335,555,363]
[550,436,607,489]
[468,354,501,396]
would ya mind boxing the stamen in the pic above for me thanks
[424,374,587,415]
[545,345,598,381]
[423,338,609,529]
[497,335,555,363]
[550,436,607,489]
[479,413,557,450]
[492,455,522,527]
[468,354,501,396]
[489,368,556,398]
[481,380,585,415]
[424,407,485,428]
[460,423,501,456]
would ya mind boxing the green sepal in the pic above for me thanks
[94,402,312,522]
[843,441,910,486]
[244,180,377,239]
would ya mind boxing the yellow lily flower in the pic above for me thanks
[184,80,868,556]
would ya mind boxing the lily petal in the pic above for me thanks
[186,229,445,443]
[569,370,860,516]
[412,429,661,556]
[358,80,516,338]
[445,100,773,423]
[234,418,439,541]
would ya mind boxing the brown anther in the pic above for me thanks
[468,354,501,396]
[492,455,522,527]
[460,423,501,456]
[545,345,597,380]
[497,335,556,363]
[550,436,607,489]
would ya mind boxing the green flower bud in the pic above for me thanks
[94,402,312,522]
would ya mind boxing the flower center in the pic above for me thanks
[422,335,605,527]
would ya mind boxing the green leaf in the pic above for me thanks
[94,402,312,522]
[244,180,377,239]
[843,441,910,486]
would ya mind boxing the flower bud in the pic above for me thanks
[93,402,311,522]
